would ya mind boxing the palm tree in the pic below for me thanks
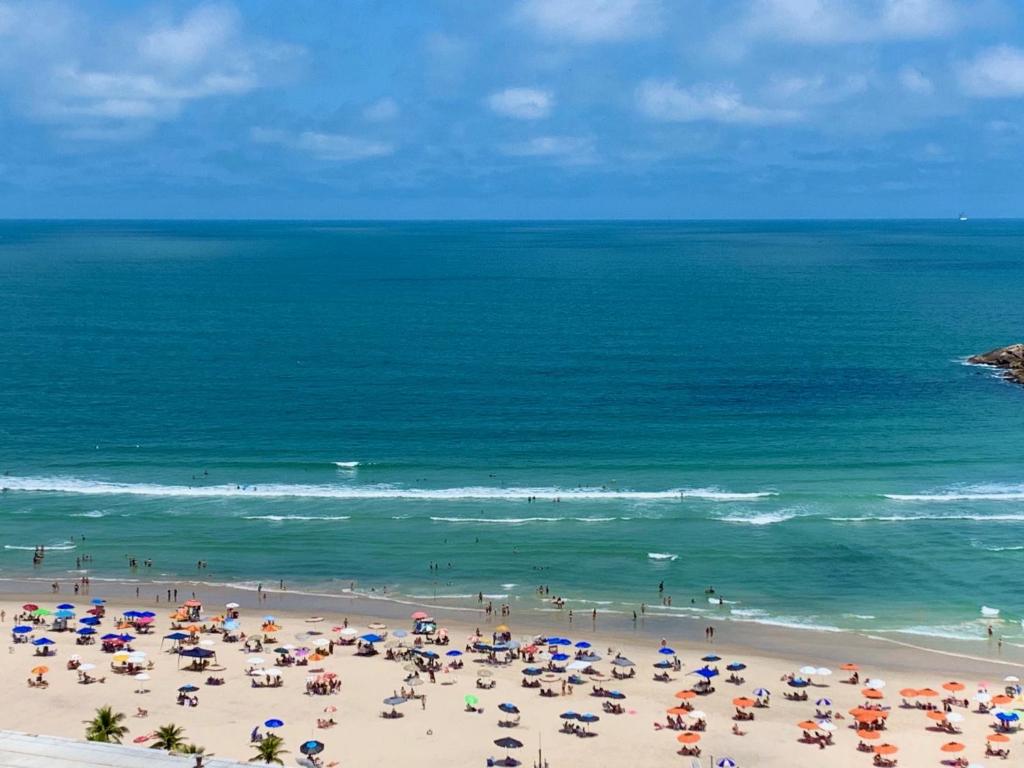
[84,706,128,744]
[179,743,208,755]
[150,723,188,752]
[249,734,288,765]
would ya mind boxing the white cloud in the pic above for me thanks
[363,97,400,122]
[959,45,1024,97]
[637,80,801,124]
[740,0,960,45]
[252,127,394,161]
[499,135,597,163]
[487,87,553,119]
[0,2,300,135]
[513,0,662,43]
[899,66,934,94]
[764,73,869,104]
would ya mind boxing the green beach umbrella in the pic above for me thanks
[464,694,479,707]
[31,608,51,617]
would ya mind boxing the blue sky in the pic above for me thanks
[1,0,1023,218]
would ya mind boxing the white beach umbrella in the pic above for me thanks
[865,678,886,689]
[567,660,589,671]
[1005,676,1020,683]
[976,692,992,703]
[79,663,96,672]
[312,638,330,647]
[339,628,358,638]
[799,666,817,676]
[226,602,239,609]
[946,712,965,723]
[247,656,265,665]
[816,667,832,677]
[816,721,837,732]
[688,710,706,719]
[134,672,150,681]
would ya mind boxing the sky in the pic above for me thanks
[1,0,1024,218]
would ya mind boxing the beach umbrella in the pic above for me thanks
[90,598,105,605]
[410,611,429,620]
[943,681,965,692]
[799,666,817,676]
[499,703,520,714]
[862,688,884,700]
[578,713,599,725]
[715,759,737,768]
[702,655,721,662]
[899,688,919,697]
[54,610,74,619]
[788,678,809,688]
[940,742,965,753]
[694,666,719,679]
[567,660,590,671]
[674,690,697,700]
[927,711,948,722]
[797,720,821,730]
[31,637,54,646]
[857,729,881,740]
[225,602,239,609]
[659,647,676,655]
[677,733,701,744]
[360,634,383,643]
[134,672,150,681]
[946,712,965,723]
[22,604,38,611]
[551,652,570,661]
[553,638,571,646]
[865,678,886,689]
[815,698,832,707]
[653,660,673,669]
[992,695,1013,705]
[917,687,939,697]
[753,688,770,697]
[667,707,689,716]
[522,667,543,677]
[995,711,1020,724]
[874,744,899,755]
[817,722,837,732]
[726,662,747,671]
[732,698,756,708]
[30,665,49,675]
[56,603,74,610]
[164,632,188,641]
[575,641,591,649]
[79,617,100,626]
[608,691,626,700]
[816,668,832,677]
[1004,676,1020,683]
[611,657,634,667]
[264,719,284,729]
[31,608,51,617]
[687,710,707,720]
[300,741,325,756]
[383,697,406,707]
[446,650,462,657]
[12,626,32,634]
[840,663,859,671]
[183,599,201,608]
[988,733,1011,743]
[976,692,992,703]
[494,737,523,749]
[464,695,479,707]
[559,711,578,720]
[77,628,95,636]
[178,684,199,693]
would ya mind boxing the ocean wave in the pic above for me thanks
[5,542,77,551]
[717,511,797,526]
[0,476,774,502]
[428,516,617,524]
[886,483,1024,502]
[242,515,352,522]
[334,461,360,469]
[876,625,989,642]
[70,510,106,518]
[647,552,678,561]
[830,514,1024,523]
[984,545,1024,552]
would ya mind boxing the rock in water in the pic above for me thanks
[968,344,1024,386]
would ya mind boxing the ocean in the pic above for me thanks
[1,219,1023,645]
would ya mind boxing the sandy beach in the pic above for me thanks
[1,579,1021,767]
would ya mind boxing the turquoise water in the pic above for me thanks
[1,220,1023,642]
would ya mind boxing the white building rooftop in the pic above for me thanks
[0,731,251,768]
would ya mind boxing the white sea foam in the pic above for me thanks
[334,461,360,468]
[242,515,352,522]
[981,605,1001,617]
[5,543,76,551]
[70,510,106,518]
[0,476,773,502]
[886,484,1024,502]
[717,511,797,526]
[428,516,617,524]
[830,513,1024,523]
[984,545,1024,552]
[647,552,678,561]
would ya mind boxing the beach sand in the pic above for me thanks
[1,580,1020,767]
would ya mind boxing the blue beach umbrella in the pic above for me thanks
[996,711,1020,723]
[578,713,600,724]
[383,696,406,706]
[658,647,676,655]
[101,633,120,640]
[123,611,142,618]
[608,691,626,700]
[753,688,770,697]
[56,603,75,610]
[79,617,100,626]
[575,641,591,649]
[726,662,747,671]
[90,598,105,605]
[499,703,520,714]
[222,620,239,631]
[702,655,721,662]
[446,650,462,657]
[77,628,96,636]
[522,667,543,676]
[360,634,383,643]
[178,684,199,693]
[654,660,673,669]
[12,626,32,634]
[31,637,54,646]
[788,678,810,688]
[139,611,156,618]
[694,666,719,679]
[559,711,578,720]
[54,610,74,619]
[815,698,832,707]
[551,653,570,662]
[117,634,135,642]
[716,759,737,768]
[300,740,324,756]
[551,638,571,646]
[264,719,284,728]
[164,632,189,641]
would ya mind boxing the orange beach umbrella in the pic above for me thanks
[942,681,965,692]
[840,663,859,671]
[862,688,884,699]
[992,694,1013,705]
[666,707,689,716]
[857,729,881,740]
[987,733,1011,743]
[874,744,899,755]
[940,742,965,753]
[732,698,756,708]
[677,733,701,744]
[674,690,697,700]
[898,688,919,697]
[917,687,939,697]
[926,711,948,722]
[30,666,48,675]
[797,720,821,730]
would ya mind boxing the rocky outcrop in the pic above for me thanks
[968,344,1024,386]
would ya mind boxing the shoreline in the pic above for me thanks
[3,575,1019,680]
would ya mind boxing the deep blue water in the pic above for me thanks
[1,220,1023,642]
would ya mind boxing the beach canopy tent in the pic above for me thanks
[179,647,215,658]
